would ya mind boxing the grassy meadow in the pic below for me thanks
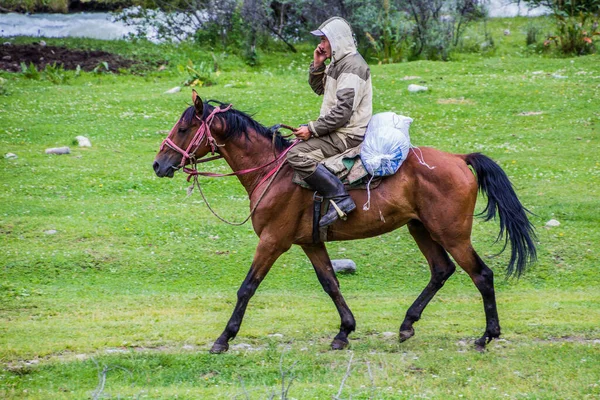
[1,17,600,399]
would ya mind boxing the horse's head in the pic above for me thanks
[153,90,217,178]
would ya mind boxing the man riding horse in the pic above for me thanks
[287,17,373,227]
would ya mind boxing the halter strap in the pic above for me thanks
[160,104,232,168]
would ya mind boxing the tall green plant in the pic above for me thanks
[364,0,411,63]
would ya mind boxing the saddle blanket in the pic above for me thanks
[292,145,382,190]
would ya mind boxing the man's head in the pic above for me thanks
[317,36,331,59]
[310,17,356,62]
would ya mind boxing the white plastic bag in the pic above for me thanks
[360,112,413,176]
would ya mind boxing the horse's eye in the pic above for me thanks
[178,126,188,134]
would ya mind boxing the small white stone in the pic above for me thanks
[504,29,511,36]
[44,229,57,235]
[332,259,356,274]
[381,332,396,338]
[5,153,17,159]
[545,219,560,227]
[552,74,568,79]
[268,333,284,338]
[408,84,428,93]
[164,86,181,94]
[75,136,91,147]
[45,147,70,155]
[39,40,46,47]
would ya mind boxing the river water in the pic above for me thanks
[0,1,549,41]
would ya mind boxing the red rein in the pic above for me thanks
[160,104,298,197]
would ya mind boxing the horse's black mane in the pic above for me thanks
[180,100,292,152]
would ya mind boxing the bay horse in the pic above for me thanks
[153,91,536,353]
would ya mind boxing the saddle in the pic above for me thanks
[292,145,383,243]
[291,145,382,191]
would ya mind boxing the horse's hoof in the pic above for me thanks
[474,337,487,352]
[399,328,415,343]
[209,342,229,354]
[331,338,349,350]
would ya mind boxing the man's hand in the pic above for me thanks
[313,45,328,68]
[294,125,311,141]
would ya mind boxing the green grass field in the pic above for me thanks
[1,17,600,399]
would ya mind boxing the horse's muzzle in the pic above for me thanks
[153,160,176,178]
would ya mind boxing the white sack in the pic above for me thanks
[360,112,412,176]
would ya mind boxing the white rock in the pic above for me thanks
[408,84,428,93]
[545,219,560,227]
[39,40,46,47]
[381,332,396,338]
[552,74,568,79]
[75,136,91,147]
[164,86,181,94]
[230,343,255,351]
[504,29,511,36]
[45,147,70,155]
[44,229,57,235]
[332,259,356,274]
[5,153,17,159]
[267,333,284,338]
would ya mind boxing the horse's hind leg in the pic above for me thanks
[301,243,356,350]
[443,241,501,351]
[400,220,456,342]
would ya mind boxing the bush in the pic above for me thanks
[544,15,600,55]
[518,0,600,55]
[20,62,41,80]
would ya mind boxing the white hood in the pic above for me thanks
[314,17,357,63]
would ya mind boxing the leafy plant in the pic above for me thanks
[43,62,69,84]
[0,77,8,96]
[177,59,217,87]
[364,0,412,64]
[544,14,600,55]
[517,0,600,55]
[93,61,111,75]
[20,62,41,80]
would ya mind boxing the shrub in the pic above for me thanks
[20,62,41,80]
[43,63,69,84]
[177,59,217,87]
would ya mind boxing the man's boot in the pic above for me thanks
[303,164,356,227]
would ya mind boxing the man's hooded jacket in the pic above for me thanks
[308,17,373,143]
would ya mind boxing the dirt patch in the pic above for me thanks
[0,43,146,73]
[437,97,476,105]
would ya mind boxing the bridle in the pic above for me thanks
[158,103,299,224]
[160,103,232,175]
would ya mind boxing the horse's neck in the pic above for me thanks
[217,130,285,194]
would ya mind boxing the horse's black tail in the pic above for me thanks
[465,153,537,278]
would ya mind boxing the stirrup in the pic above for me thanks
[329,199,348,221]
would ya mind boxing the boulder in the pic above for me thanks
[408,84,428,93]
[332,259,356,274]
[45,147,70,155]
[165,86,181,94]
[75,136,91,147]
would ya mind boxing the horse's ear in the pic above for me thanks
[192,89,204,117]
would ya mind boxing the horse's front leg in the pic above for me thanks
[301,243,356,350]
[210,239,289,354]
